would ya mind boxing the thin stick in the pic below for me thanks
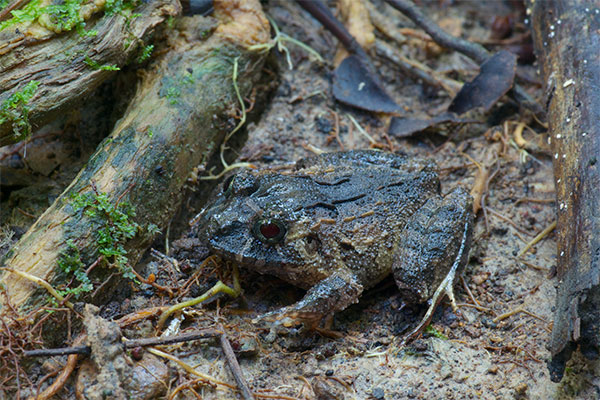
[517,220,557,258]
[295,0,373,70]
[24,328,222,358]
[492,306,547,324]
[3,268,75,312]
[220,325,255,400]
[148,347,233,389]
[384,0,487,62]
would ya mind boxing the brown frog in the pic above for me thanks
[198,150,473,336]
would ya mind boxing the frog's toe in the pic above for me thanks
[253,307,324,333]
[402,261,463,343]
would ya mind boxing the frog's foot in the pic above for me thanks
[253,269,363,334]
[402,258,462,344]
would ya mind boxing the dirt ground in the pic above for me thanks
[2,0,600,399]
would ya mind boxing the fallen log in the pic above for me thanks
[528,0,600,381]
[0,0,270,314]
[0,0,181,146]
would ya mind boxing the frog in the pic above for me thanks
[198,150,473,337]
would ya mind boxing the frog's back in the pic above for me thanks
[293,150,441,286]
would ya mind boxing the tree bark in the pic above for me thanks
[528,0,600,382]
[0,0,270,314]
[0,0,181,146]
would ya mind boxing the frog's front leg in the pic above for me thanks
[259,268,364,329]
[393,187,473,341]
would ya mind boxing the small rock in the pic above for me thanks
[464,326,481,338]
[312,376,345,400]
[513,382,528,399]
[472,272,489,285]
[234,336,259,358]
[371,387,385,399]
[315,116,333,134]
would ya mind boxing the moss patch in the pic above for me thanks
[0,80,39,141]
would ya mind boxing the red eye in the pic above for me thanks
[253,219,286,244]
[260,222,281,238]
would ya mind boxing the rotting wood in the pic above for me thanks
[0,0,270,315]
[528,0,600,382]
[0,0,181,146]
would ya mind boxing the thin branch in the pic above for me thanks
[220,325,255,400]
[23,328,222,358]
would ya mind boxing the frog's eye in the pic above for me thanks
[223,173,259,197]
[222,174,236,196]
[252,219,286,244]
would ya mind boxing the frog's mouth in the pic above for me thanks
[206,230,285,268]
[207,236,321,289]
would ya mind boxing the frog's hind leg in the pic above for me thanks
[392,187,473,343]
[403,218,471,343]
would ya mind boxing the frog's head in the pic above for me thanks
[197,169,332,288]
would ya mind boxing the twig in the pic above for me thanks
[458,276,494,314]
[24,345,90,358]
[157,280,239,330]
[375,40,461,96]
[130,267,175,297]
[326,109,343,150]
[148,347,233,389]
[346,114,377,146]
[15,208,36,219]
[295,0,374,71]
[365,0,406,45]
[24,329,222,358]
[517,220,556,258]
[384,0,488,62]
[514,197,555,206]
[219,325,255,400]
[484,207,532,237]
[519,259,549,272]
[132,329,221,348]
[116,306,169,327]
[168,378,207,400]
[3,268,75,312]
[492,306,547,324]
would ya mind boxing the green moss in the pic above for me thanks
[71,190,139,280]
[105,0,139,16]
[42,0,84,33]
[137,44,154,63]
[424,325,448,340]
[166,15,175,28]
[165,87,181,105]
[0,0,140,34]
[0,80,39,141]
[146,223,160,235]
[0,0,43,31]
[83,55,120,71]
[162,72,197,105]
[56,239,93,300]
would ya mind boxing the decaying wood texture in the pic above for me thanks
[0,0,270,313]
[0,0,180,146]
[528,0,600,381]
